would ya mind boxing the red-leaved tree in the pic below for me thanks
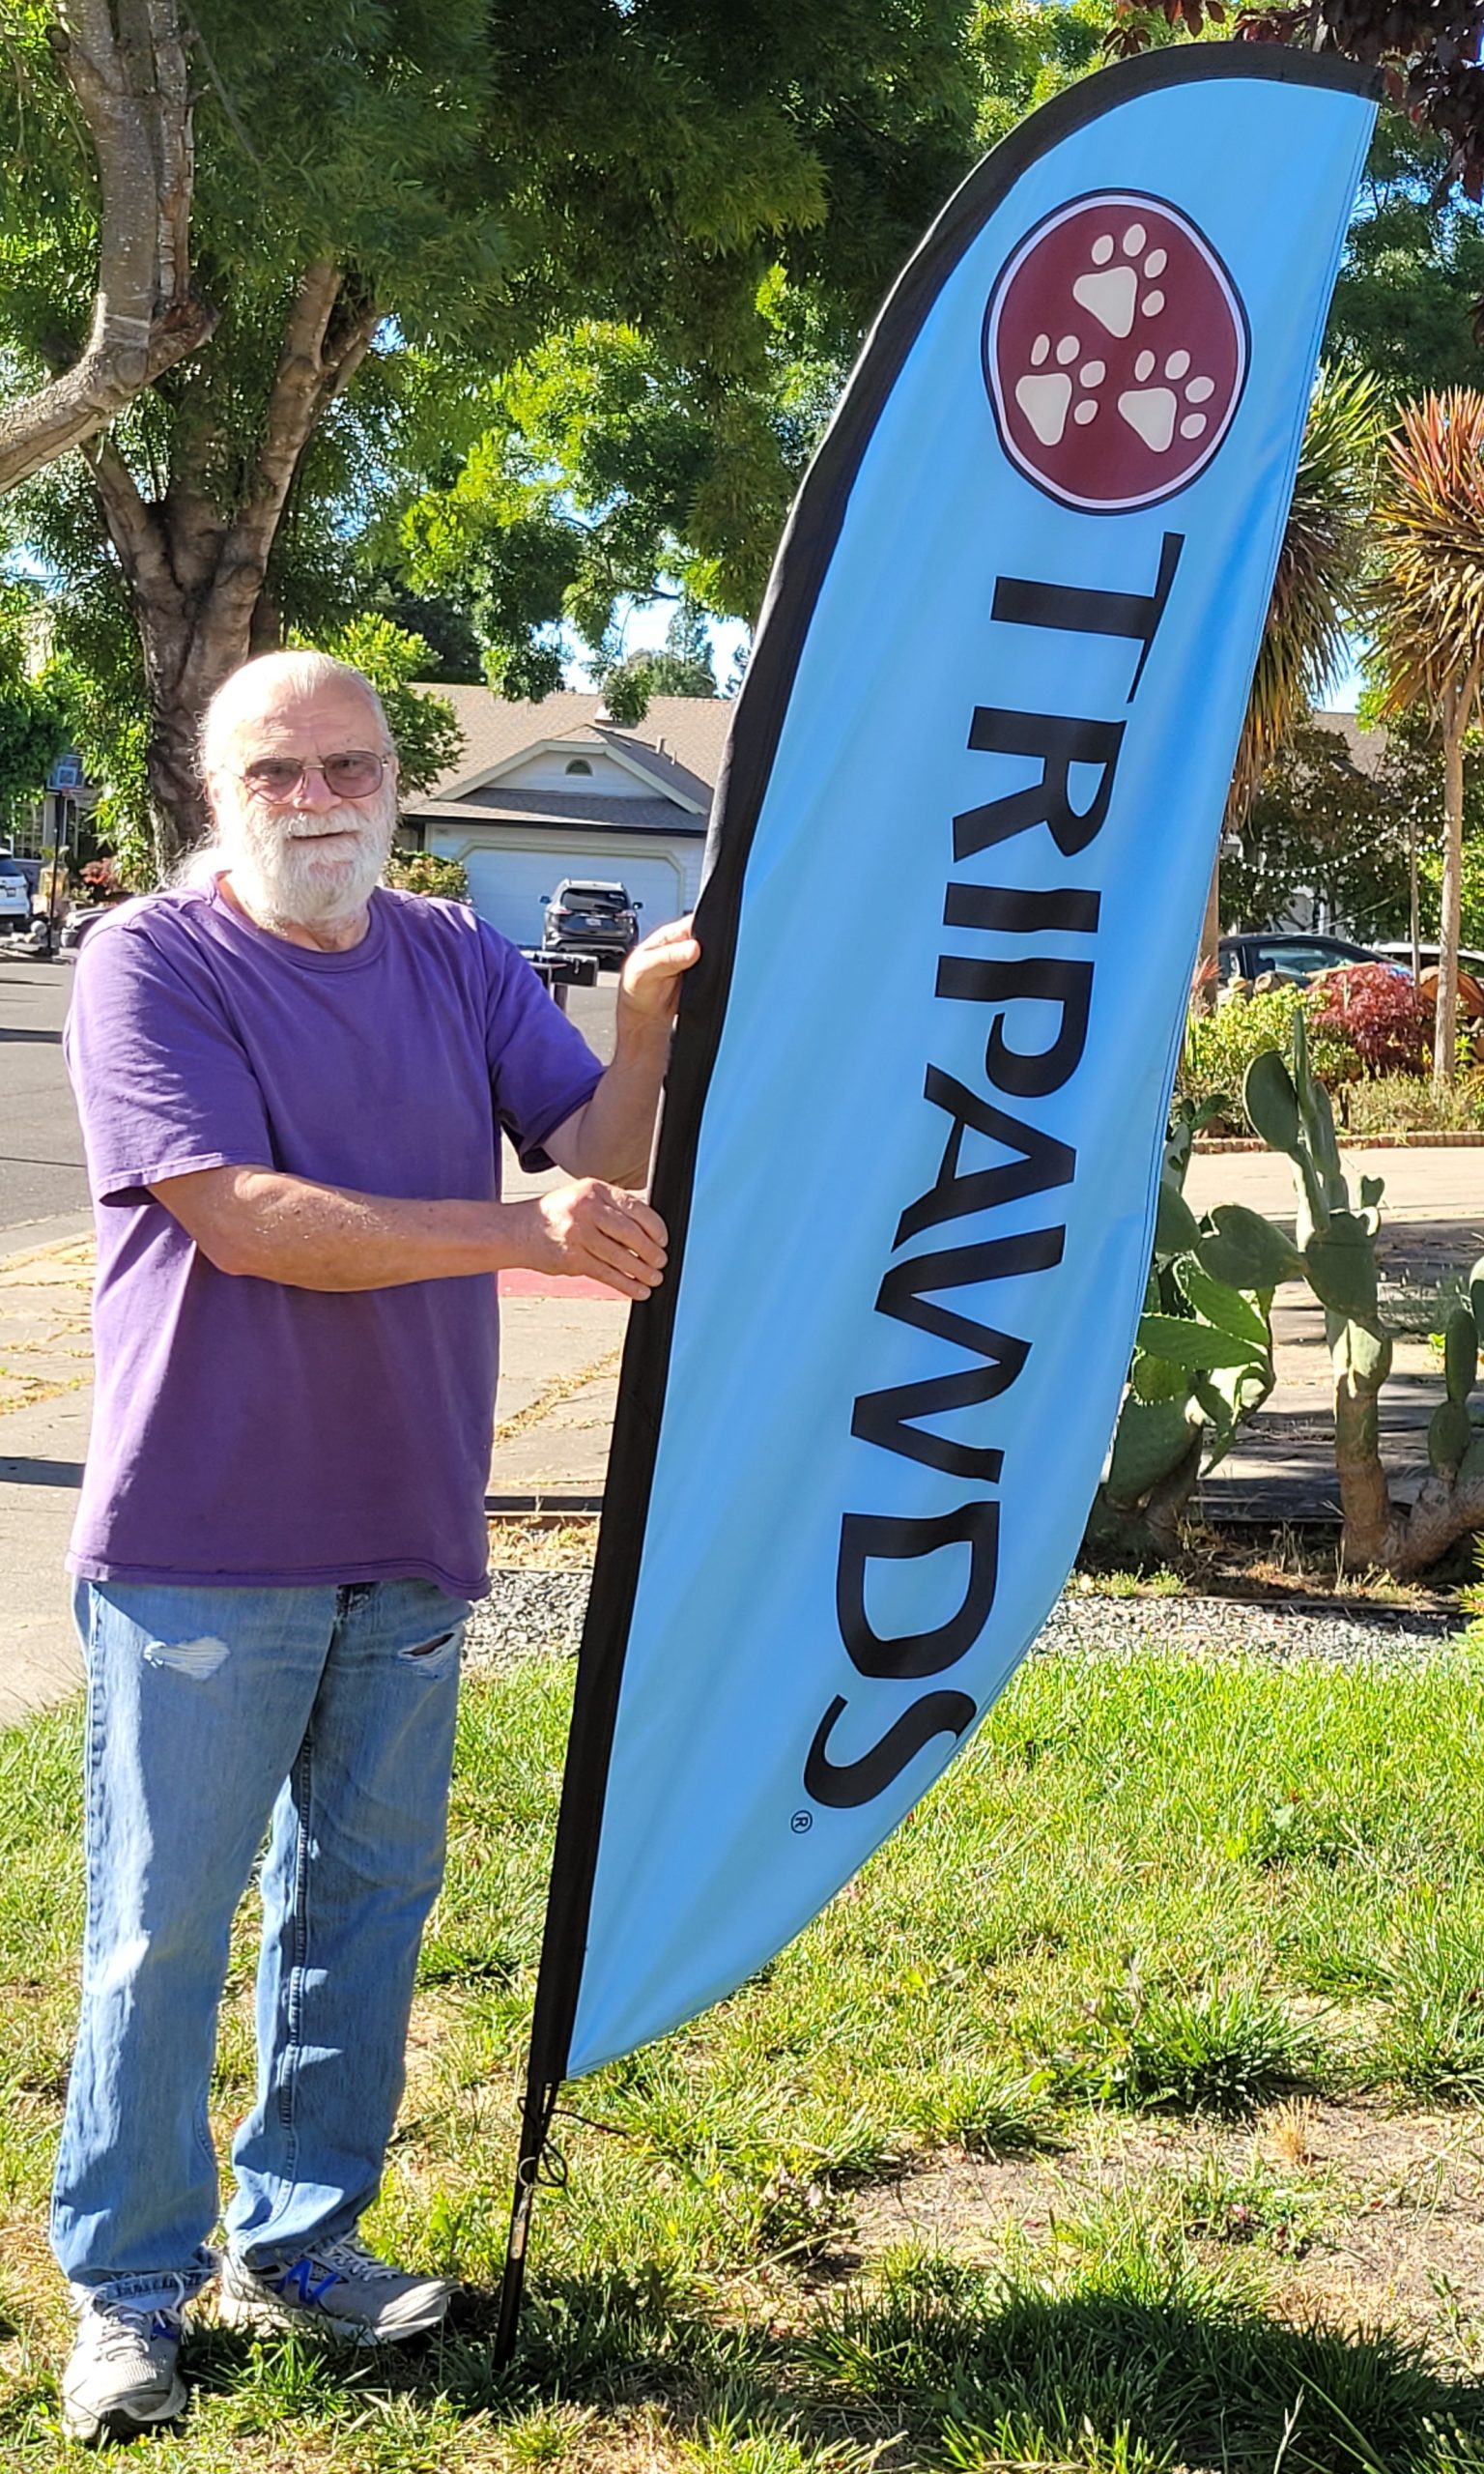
[1308,962,1435,1075]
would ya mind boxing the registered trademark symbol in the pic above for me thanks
[790,1809,813,1834]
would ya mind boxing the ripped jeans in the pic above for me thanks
[51,1577,469,2310]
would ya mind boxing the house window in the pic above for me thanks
[565,758,593,776]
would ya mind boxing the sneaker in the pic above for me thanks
[217,2233,452,2345]
[62,2298,187,2444]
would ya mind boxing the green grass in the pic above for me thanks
[5,1641,1484,2466]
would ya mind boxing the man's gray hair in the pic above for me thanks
[197,649,393,782]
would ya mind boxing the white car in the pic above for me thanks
[0,858,32,935]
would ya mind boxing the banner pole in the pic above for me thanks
[494,2064,559,2366]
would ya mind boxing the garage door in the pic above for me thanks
[445,845,692,949]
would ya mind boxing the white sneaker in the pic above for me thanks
[217,2233,452,2345]
[62,2297,187,2444]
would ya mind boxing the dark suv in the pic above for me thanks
[1218,932,1385,986]
[541,878,641,964]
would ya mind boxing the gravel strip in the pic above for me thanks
[465,1568,1468,1675]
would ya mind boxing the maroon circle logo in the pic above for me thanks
[984,192,1247,513]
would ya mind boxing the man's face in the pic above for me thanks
[209,677,400,931]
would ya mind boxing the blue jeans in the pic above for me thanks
[51,1577,469,2310]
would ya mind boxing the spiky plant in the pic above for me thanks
[1371,389,1484,1088]
[1198,367,1384,994]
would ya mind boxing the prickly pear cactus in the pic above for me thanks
[1089,1105,1281,1562]
[1241,1019,1484,1568]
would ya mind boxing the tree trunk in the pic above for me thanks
[81,263,379,867]
[0,0,215,495]
[1434,681,1466,1091]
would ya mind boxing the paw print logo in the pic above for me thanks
[984,194,1247,513]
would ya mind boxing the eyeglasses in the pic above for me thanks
[238,751,389,801]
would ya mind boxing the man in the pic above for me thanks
[54,648,699,2443]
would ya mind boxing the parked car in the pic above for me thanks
[541,878,641,964]
[1369,941,1484,977]
[0,855,32,936]
[1218,931,1385,986]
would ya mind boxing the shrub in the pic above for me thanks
[385,849,471,902]
[1177,985,1306,1118]
[1307,962,1433,1077]
[1342,1072,1484,1134]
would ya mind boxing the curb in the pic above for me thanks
[1195,1132,1484,1154]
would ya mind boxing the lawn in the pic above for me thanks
[5,1637,1484,2469]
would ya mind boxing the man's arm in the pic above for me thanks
[543,916,700,1185]
[149,1165,669,1301]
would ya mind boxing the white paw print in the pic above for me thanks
[1016,331,1107,447]
[1119,348,1217,455]
[1072,220,1167,342]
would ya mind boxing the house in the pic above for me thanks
[400,688,732,949]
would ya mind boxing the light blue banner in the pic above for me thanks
[557,50,1375,2081]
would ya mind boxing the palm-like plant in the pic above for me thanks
[1200,367,1384,994]
[1371,389,1484,1088]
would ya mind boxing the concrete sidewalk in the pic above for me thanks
[3,1141,1479,1728]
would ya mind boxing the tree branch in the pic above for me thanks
[79,431,174,607]
[0,0,214,496]
[214,262,378,626]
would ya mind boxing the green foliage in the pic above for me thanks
[288,616,464,798]
[1227,719,1416,942]
[1090,1117,1282,1556]
[969,0,1111,146]
[384,850,470,903]
[1342,1071,1484,1133]
[1178,987,1308,1121]
[0,588,66,834]
[595,598,720,725]
[1229,368,1386,821]
[1329,116,1484,404]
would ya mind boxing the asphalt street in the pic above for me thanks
[0,948,88,1244]
[0,935,620,1251]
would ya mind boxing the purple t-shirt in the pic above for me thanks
[64,882,603,1598]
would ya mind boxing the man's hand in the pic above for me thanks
[519,1180,669,1302]
[616,914,700,1033]
[545,914,701,1188]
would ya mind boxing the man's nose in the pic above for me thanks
[288,764,343,812]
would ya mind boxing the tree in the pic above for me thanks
[1370,389,1484,1084]
[592,600,719,727]
[0,587,68,832]
[397,7,1116,701]
[0,1,213,493]
[3,2,981,866]
[1225,717,1411,935]
[1198,368,1384,984]
[1327,116,1484,401]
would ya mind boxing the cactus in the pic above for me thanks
[1241,1014,1484,1571]
[1089,1115,1280,1563]
[1196,1203,1302,1292]
[1445,1304,1479,1403]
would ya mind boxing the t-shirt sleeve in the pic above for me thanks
[66,913,276,1203]
[481,927,605,1171]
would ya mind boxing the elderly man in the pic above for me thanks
[55,648,699,2442]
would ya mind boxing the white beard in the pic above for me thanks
[214,777,398,934]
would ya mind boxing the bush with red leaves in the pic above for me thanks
[1307,963,1434,1076]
